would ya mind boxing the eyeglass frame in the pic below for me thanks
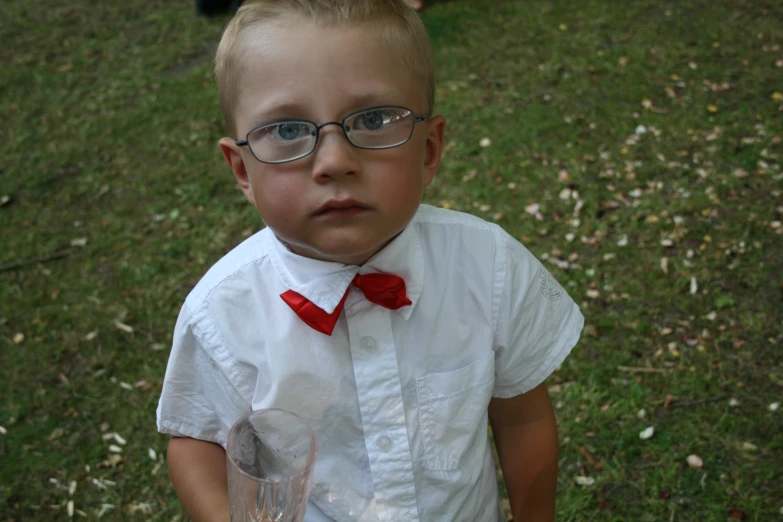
[234,105,429,164]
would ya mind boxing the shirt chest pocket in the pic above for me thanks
[416,353,495,472]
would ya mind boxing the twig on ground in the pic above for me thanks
[617,365,673,374]
[666,396,727,408]
[0,248,75,272]
[576,445,603,469]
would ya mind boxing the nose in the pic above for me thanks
[311,125,360,182]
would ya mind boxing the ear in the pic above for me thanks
[421,115,446,187]
[219,137,256,204]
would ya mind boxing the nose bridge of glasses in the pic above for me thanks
[316,120,349,134]
[315,120,353,145]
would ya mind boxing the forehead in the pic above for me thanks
[232,19,423,130]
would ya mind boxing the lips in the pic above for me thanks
[313,199,371,218]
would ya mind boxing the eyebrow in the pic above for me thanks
[245,103,309,129]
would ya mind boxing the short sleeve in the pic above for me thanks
[156,304,251,447]
[492,232,584,398]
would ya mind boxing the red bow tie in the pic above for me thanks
[281,273,412,336]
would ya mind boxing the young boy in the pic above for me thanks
[157,1,584,521]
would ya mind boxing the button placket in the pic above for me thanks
[346,307,420,522]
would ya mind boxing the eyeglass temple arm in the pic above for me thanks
[235,140,249,146]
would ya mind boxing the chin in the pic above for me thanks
[318,247,378,265]
[284,228,401,264]
[312,238,389,264]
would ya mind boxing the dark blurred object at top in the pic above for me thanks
[196,0,243,17]
[197,0,423,17]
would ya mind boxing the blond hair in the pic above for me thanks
[214,0,434,136]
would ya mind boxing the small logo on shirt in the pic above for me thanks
[538,267,563,302]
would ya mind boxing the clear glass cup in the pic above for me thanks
[227,409,318,522]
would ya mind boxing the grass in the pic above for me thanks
[1,0,782,520]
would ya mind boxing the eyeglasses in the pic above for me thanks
[235,106,428,164]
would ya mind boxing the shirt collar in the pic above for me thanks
[268,217,423,320]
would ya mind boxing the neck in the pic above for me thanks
[277,233,403,266]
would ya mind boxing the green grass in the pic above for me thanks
[2,0,782,520]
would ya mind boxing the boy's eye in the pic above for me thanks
[355,110,390,131]
[270,122,311,141]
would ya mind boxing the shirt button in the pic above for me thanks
[375,435,392,452]
[359,336,377,351]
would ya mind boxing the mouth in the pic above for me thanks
[313,199,372,218]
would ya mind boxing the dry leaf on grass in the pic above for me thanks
[686,454,704,468]
[96,504,115,518]
[574,476,596,486]
[114,322,133,333]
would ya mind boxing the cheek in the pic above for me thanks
[251,176,306,219]
[378,159,425,197]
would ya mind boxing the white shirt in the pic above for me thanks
[157,204,583,522]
